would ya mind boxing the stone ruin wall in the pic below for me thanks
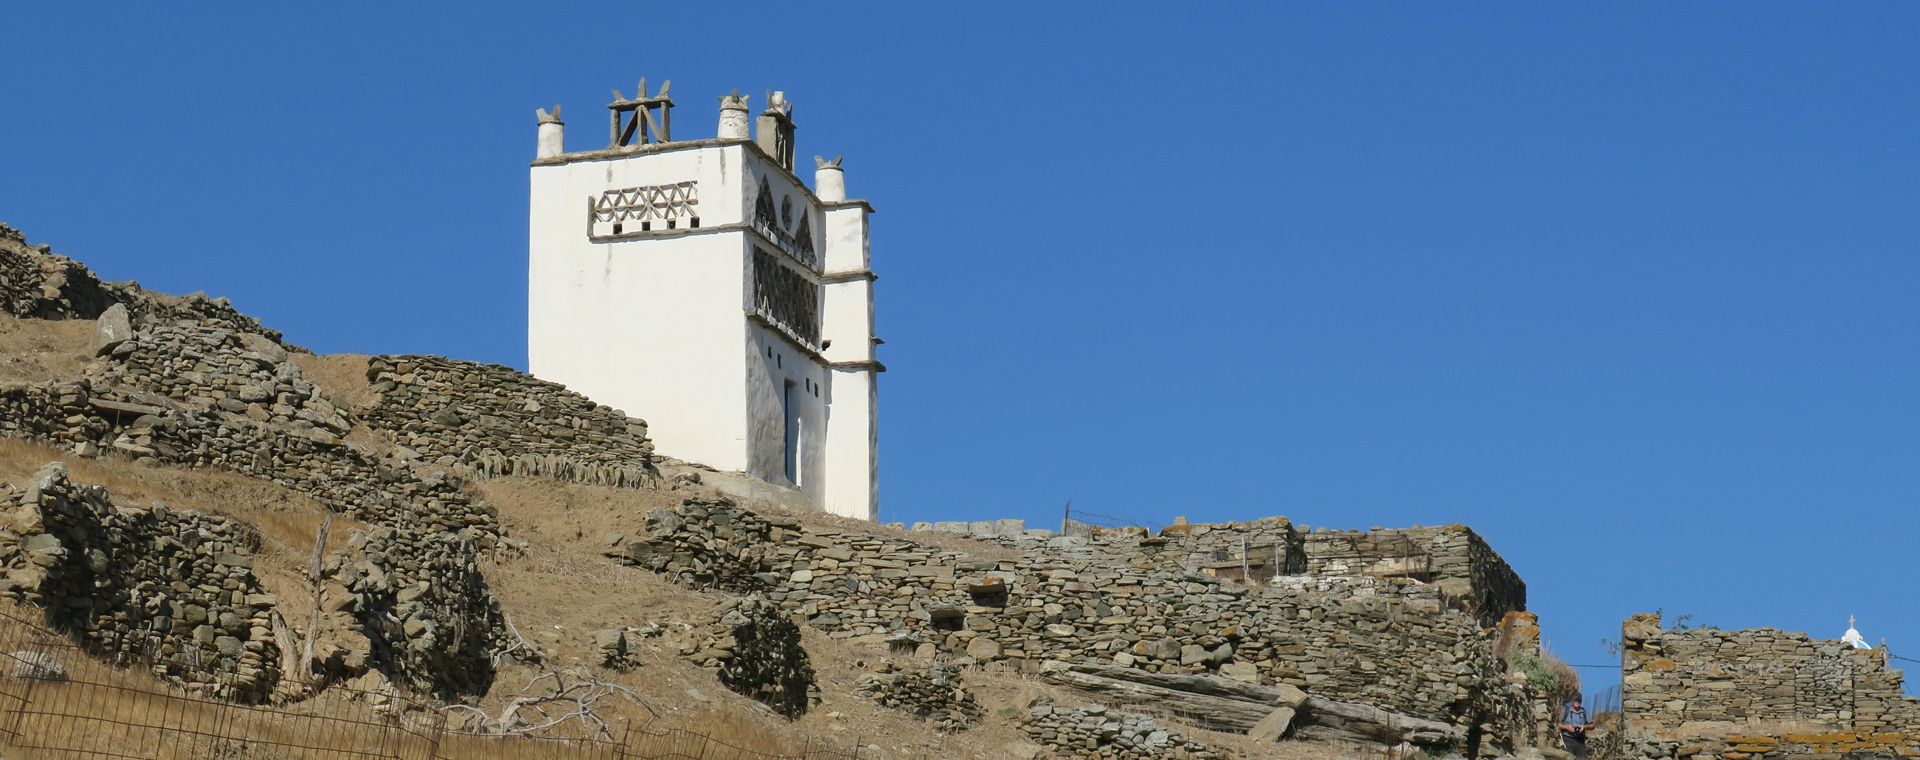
[616,499,1527,738]
[1623,613,1920,735]
[0,463,281,702]
[360,355,659,489]
[1302,525,1525,627]
[0,259,519,698]
[0,228,282,340]
[917,517,1522,629]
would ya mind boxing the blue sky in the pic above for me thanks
[7,4,1919,696]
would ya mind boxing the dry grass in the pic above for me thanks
[0,314,93,385]
[289,353,376,411]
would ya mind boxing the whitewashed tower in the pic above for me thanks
[528,79,882,520]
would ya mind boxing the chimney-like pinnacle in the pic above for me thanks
[718,90,751,140]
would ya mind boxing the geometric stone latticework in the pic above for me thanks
[591,181,699,236]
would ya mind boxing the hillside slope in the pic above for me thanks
[0,222,1557,759]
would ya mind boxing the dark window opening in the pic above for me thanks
[611,223,623,234]
[690,216,700,228]
[666,219,677,230]
[967,581,1009,608]
[640,221,651,232]
[930,607,965,632]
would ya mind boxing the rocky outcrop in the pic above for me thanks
[683,596,818,719]
[0,463,280,702]
[361,355,658,489]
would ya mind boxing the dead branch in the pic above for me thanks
[445,667,655,740]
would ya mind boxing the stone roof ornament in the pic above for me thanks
[1842,615,1870,650]
[535,105,563,125]
[717,90,751,140]
[814,155,846,202]
[756,90,797,171]
[608,78,675,148]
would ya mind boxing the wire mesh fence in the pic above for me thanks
[0,609,877,759]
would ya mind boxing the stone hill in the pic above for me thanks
[11,219,1907,760]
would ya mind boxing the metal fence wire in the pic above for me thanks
[0,610,878,760]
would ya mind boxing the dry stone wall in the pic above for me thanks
[858,663,983,732]
[681,595,819,718]
[0,227,282,341]
[0,320,512,699]
[92,324,348,435]
[337,524,508,701]
[1302,525,1525,626]
[615,498,1525,739]
[0,463,281,702]
[1622,613,1920,738]
[361,355,658,489]
[1021,700,1223,759]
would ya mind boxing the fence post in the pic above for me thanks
[7,652,42,740]
[617,717,631,760]
[425,707,446,760]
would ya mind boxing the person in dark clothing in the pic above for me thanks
[1558,696,1592,759]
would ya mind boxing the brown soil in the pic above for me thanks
[0,314,93,384]
[0,328,1363,758]
[289,352,376,410]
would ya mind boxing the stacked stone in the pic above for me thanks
[0,381,116,448]
[336,524,508,701]
[1622,612,1920,738]
[1302,525,1525,626]
[616,498,1523,733]
[1021,701,1221,759]
[0,233,115,320]
[682,596,818,718]
[0,229,281,341]
[91,325,346,436]
[361,355,658,489]
[858,663,984,732]
[0,463,281,702]
[1143,517,1306,580]
[101,283,287,343]
[0,378,501,542]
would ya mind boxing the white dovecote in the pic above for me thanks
[528,78,882,521]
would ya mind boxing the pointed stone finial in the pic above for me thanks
[718,89,751,139]
[765,90,792,117]
[814,154,846,202]
[536,104,566,158]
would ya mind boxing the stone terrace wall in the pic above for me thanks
[0,463,281,702]
[91,324,349,438]
[1622,613,1920,737]
[1149,517,1305,580]
[338,524,508,701]
[1021,700,1223,759]
[1303,525,1525,626]
[0,377,507,699]
[360,355,658,489]
[0,229,282,340]
[614,499,1523,735]
[0,234,115,320]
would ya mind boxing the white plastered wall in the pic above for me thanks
[743,321,828,505]
[528,144,754,471]
[825,368,877,520]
